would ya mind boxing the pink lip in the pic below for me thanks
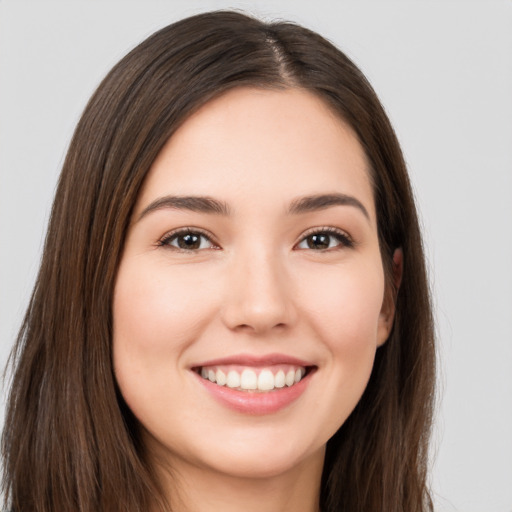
[193,371,313,415]
[190,353,316,415]
[192,352,313,368]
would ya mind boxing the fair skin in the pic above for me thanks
[113,87,396,512]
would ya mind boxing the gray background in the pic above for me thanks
[1,1,511,510]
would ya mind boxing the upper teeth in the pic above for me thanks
[200,366,306,392]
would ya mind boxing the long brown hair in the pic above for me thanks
[2,10,435,512]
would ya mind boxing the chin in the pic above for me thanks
[198,441,324,480]
[145,424,325,481]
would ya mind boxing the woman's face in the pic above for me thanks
[113,87,394,481]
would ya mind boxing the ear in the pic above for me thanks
[377,248,403,346]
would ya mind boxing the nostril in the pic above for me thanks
[232,321,288,334]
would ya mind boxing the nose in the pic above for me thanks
[220,248,297,335]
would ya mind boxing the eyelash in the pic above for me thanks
[295,226,354,251]
[157,228,219,252]
[157,226,354,252]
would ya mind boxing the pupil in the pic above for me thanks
[178,233,200,249]
[308,234,329,249]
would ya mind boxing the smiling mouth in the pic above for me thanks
[194,364,314,392]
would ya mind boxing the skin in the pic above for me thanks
[113,87,397,512]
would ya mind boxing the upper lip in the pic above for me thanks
[191,353,315,368]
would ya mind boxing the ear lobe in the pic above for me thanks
[377,248,403,347]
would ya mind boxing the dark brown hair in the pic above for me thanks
[2,10,435,512]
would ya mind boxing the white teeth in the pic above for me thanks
[285,370,295,387]
[216,369,226,386]
[257,369,275,391]
[226,370,240,388]
[240,369,258,390]
[200,365,307,391]
[274,370,285,388]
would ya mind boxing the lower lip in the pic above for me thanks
[193,371,313,415]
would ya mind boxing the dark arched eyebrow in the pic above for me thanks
[137,192,369,222]
[137,195,231,221]
[288,193,370,220]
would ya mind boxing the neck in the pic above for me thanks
[152,447,325,512]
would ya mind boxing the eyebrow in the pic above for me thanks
[137,192,369,221]
[288,193,370,220]
[137,195,231,221]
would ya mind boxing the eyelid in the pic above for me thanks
[156,225,353,251]
[157,226,220,251]
[294,226,354,250]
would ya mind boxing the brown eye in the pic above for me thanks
[306,233,330,250]
[161,230,215,251]
[177,233,201,249]
[296,229,353,251]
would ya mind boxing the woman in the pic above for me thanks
[2,10,435,512]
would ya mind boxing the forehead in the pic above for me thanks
[137,87,375,221]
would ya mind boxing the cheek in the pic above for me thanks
[111,260,219,410]
[113,260,214,356]
[289,259,385,439]
[111,260,219,426]
[300,261,385,341]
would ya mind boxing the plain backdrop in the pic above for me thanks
[1,1,511,511]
